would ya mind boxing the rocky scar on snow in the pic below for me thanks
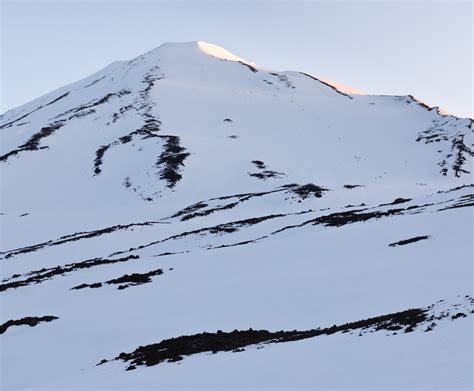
[0,221,163,260]
[0,121,65,162]
[156,135,190,188]
[71,268,164,291]
[0,316,59,334]
[99,297,472,371]
[287,184,329,199]
[0,92,69,130]
[0,255,140,292]
[389,236,430,247]
[248,161,286,180]
[168,184,300,221]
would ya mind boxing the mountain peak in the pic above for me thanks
[196,41,252,64]
[140,41,257,69]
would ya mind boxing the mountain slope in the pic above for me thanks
[1,41,472,390]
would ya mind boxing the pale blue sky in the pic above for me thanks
[1,0,472,117]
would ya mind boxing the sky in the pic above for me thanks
[1,0,472,118]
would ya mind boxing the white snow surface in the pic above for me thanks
[0,41,472,390]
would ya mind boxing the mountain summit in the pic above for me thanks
[1,42,472,389]
[196,41,255,63]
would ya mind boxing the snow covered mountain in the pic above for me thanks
[1,41,472,390]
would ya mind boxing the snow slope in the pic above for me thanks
[0,41,472,390]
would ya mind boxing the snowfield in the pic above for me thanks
[0,41,472,390]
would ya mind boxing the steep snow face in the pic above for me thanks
[0,42,472,390]
[1,41,471,215]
